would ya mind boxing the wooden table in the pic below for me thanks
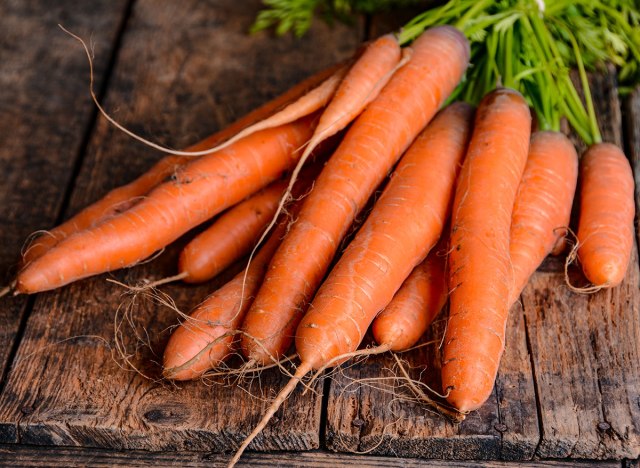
[0,1,639,466]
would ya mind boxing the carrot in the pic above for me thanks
[275,34,404,195]
[576,143,635,288]
[163,208,293,380]
[295,102,472,367]
[16,115,317,294]
[239,34,405,303]
[301,34,403,152]
[509,131,578,303]
[163,164,323,379]
[443,88,531,413]
[230,95,472,468]
[372,236,449,351]
[240,26,470,367]
[175,132,342,287]
[178,180,286,284]
[19,62,341,266]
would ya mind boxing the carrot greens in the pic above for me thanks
[254,0,639,145]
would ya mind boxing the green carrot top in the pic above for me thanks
[253,0,640,146]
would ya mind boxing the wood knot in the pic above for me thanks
[494,423,508,433]
[352,418,365,428]
[144,409,165,422]
[142,403,190,425]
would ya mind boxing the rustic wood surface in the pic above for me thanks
[0,0,129,383]
[0,445,626,468]
[0,1,639,466]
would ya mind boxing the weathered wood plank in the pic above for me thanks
[0,445,621,468]
[523,71,640,459]
[624,458,640,468]
[326,304,538,460]
[0,0,361,452]
[623,87,640,251]
[0,0,129,383]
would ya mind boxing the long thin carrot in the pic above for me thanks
[270,34,405,208]
[443,88,531,413]
[20,63,340,265]
[178,180,286,284]
[16,115,317,294]
[576,143,635,288]
[229,96,473,468]
[509,130,578,303]
[240,26,470,366]
[240,35,405,304]
[372,235,449,352]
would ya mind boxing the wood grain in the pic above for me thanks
[0,1,638,463]
[623,86,640,251]
[0,444,623,468]
[0,0,129,384]
[325,304,538,460]
[522,71,640,459]
[0,0,361,452]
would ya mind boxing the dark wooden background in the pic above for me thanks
[0,1,639,466]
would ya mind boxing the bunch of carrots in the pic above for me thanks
[3,1,638,466]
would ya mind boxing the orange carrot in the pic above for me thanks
[372,236,449,351]
[509,131,578,303]
[302,35,403,153]
[163,211,292,380]
[163,164,323,380]
[295,102,472,366]
[16,116,317,294]
[443,88,531,413]
[178,180,286,284]
[241,35,405,295]
[20,63,341,265]
[229,96,473,467]
[576,143,635,287]
[275,34,404,193]
[240,27,470,366]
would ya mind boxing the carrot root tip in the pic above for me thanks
[1,283,15,298]
[563,236,608,294]
[390,354,465,422]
